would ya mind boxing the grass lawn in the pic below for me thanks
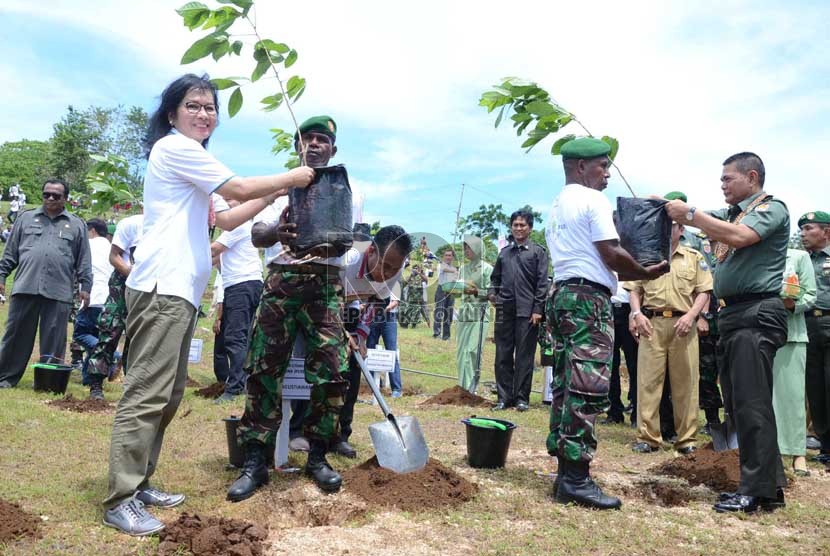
[0,297,828,555]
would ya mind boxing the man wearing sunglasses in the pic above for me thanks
[0,179,92,388]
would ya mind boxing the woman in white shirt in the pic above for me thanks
[103,73,314,536]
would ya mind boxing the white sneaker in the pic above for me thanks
[103,498,164,536]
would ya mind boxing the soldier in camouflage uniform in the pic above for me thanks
[229,115,348,502]
[545,138,667,510]
[399,265,429,328]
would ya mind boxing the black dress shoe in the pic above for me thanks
[632,442,659,453]
[306,442,342,493]
[227,441,270,502]
[713,489,785,513]
[493,402,509,411]
[602,415,624,425]
[676,445,696,455]
[331,440,357,459]
[811,452,830,463]
[516,402,529,412]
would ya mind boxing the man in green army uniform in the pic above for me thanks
[228,116,348,502]
[665,191,723,434]
[666,152,789,513]
[545,137,667,510]
[399,264,430,328]
[455,236,492,392]
[799,211,830,463]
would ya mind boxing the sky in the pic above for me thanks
[2,0,829,247]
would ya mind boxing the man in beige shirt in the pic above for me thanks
[625,222,713,453]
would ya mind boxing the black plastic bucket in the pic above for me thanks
[223,416,244,468]
[462,417,517,468]
[32,363,72,394]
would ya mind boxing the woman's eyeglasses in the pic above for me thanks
[183,102,217,116]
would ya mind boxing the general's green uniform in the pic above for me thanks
[709,191,789,499]
[772,249,816,456]
[802,211,830,455]
[456,237,493,391]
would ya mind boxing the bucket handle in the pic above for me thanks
[39,354,67,365]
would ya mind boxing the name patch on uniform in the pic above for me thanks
[755,203,770,212]
[700,260,709,271]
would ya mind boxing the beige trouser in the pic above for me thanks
[104,288,197,508]
[636,317,699,449]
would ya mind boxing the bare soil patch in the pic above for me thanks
[0,499,41,543]
[420,385,490,407]
[195,382,225,399]
[186,377,201,388]
[46,394,113,413]
[158,512,267,556]
[263,484,368,528]
[359,382,423,397]
[655,444,740,492]
[342,456,478,511]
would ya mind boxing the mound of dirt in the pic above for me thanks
[186,377,201,388]
[655,444,741,492]
[0,499,41,543]
[358,382,423,397]
[342,457,478,512]
[420,385,490,407]
[158,513,267,556]
[195,382,225,399]
[46,394,113,413]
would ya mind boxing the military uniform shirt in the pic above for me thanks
[625,245,713,312]
[0,206,92,303]
[680,231,717,269]
[708,191,789,299]
[810,246,830,310]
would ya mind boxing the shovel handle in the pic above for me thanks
[353,352,393,419]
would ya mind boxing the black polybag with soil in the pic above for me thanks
[288,164,354,258]
[616,197,672,267]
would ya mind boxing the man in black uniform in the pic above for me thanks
[488,209,549,411]
[666,152,789,513]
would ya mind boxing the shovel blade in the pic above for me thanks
[710,421,739,452]
[368,415,429,474]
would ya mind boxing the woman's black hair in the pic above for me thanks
[143,73,219,158]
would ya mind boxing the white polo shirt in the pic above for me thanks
[89,236,114,307]
[215,220,263,288]
[112,214,144,266]
[341,247,401,337]
[546,183,619,292]
[127,132,234,309]
[251,198,289,265]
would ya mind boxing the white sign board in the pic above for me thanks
[282,357,311,400]
[188,339,203,363]
[365,348,396,375]
[543,366,553,403]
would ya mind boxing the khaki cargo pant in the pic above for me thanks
[103,288,197,508]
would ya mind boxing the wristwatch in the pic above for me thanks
[686,206,697,223]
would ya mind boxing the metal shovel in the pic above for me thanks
[710,413,739,452]
[353,352,429,473]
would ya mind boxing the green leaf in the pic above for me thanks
[176,2,209,29]
[251,59,270,82]
[260,93,284,112]
[285,49,298,68]
[231,40,243,55]
[551,134,577,155]
[286,76,306,99]
[520,129,549,151]
[494,105,506,128]
[181,32,227,64]
[211,78,239,90]
[212,40,230,61]
[228,87,243,117]
[601,136,620,161]
[203,6,240,31]
[525,100,556,117]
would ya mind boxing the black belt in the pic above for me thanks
[720,291,778,307]
[643,308,686,318]
[556,278,612,297]
[807,309,830,318]
[612,302,630,309]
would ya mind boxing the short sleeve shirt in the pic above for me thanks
[810,247,830,310]
[709,192,789,299]
[625,245,713,312]
[252,198,289,265]
[127,132,235,309]
[216,220,263,288]
[112,214,144,265]
[546,183,619,292]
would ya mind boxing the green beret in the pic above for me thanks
[560,137,611,160]
[296,115,337,142]
[798,211,830,228]
[664,191,688,203]
[107,224,117,235]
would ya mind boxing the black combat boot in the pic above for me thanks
[227,441,270,502]
[555,459,622,510]
[305,440,342,493]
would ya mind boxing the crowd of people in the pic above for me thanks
[0,73,828,537]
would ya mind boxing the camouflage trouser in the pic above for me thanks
[87,271,129,379]
[69,290,84,363]
[546,284,613,463]
[238,268,349,446]
[400,288,426,326]
[698,326,723,410]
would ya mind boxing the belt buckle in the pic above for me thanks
[662,310,673,318]
[815,309,823,317]
[613,302,622,308]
